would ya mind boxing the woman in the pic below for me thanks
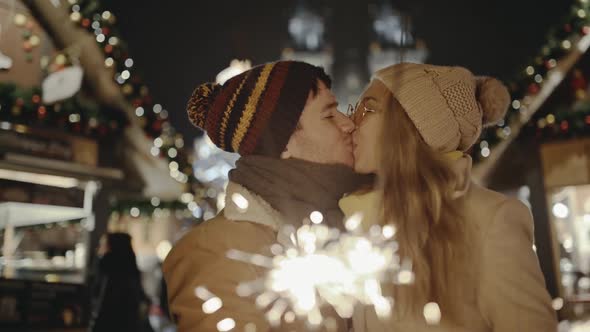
[340,63,557,331]
[89,233,151,332]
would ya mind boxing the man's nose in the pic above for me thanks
[335,111,355,134]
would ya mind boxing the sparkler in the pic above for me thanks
[225,206,412,330]
[194,193,422,331]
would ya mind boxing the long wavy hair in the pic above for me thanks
[378,96,477,325]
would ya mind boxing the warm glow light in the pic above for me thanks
[156,241,172,261]
[0,169,78,188]
[310,211,324,224]
[216,318,236,332]
[424,302,442,325]
[202,297,223,314]
[552,203,569,219]
[232,193,249,211]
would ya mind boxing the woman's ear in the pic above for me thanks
[451,155,472,199]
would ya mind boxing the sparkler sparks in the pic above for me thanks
[225,211,408,329]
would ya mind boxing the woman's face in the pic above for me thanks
[352,80,391,174]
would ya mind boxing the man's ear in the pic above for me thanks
[281,138,294,159]
[280,148,291,159]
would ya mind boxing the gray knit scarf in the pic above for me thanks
[228,155,374,230]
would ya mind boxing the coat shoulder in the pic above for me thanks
[466,183,531,234]
[163,213,277,273]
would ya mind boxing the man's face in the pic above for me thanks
[281,80,355,167]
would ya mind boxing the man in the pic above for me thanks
[163,61,371,331]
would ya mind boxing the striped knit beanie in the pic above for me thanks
[373,63,510,152]
[187,61,331,156]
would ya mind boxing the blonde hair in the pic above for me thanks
[378,96,476,325]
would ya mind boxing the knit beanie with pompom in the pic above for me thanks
[372,63,510,152]
[186,61,331,157]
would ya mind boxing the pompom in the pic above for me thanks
[186,82,221,129]
[476,77,510,127]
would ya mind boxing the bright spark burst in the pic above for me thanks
[225,212,409,329]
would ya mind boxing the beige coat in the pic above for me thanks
[346,182,558,332]
[163,182,347,332]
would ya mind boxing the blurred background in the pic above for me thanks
[1,0,590,330]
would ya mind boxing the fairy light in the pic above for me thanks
[104,57,114,67]
[345,212,363,232]
[202,297,223,314]
[511,100,521,110]
[180,192,194,204]
[552,297,564,311]
[151,197,160,207]
[244,323,257,332]
[525,66,535,76]
[154,137,163,148]
[231,193,249,212]
[310,211,324,224]
[216,318,235,332]
[382,224,396,239]
[423,302,442,325]
[150,147,160,157]
[130,207,140,218]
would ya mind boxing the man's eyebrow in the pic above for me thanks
[322,101,338,111]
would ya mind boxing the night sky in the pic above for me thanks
[102,0,573,142]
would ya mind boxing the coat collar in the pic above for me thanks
[224,181,284,231]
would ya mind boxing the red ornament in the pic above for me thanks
[25,21,34,30]
[152,119,162,132]
[82,18,91,28]
[583,26,590,35]
[132,99,143,108]
[586,115,590,125]
[32,95,41,104]
[23,41,33,52]
[37,106,47,119]
[560,120,569,131]
[98,125,109,136]
[104,45,113,54]
[73,123,82,133]
[571,69,587,89]
[102,27,110,36]
[528,83,540,95]
[565,24,572,33]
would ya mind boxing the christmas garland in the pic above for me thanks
[472,0,590,162]
[0,82,127,138]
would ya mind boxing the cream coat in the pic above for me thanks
[343,157,558,332]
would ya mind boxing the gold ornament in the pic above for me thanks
[55,54,67,65]
[29,35,40,47]
[14,14,27,27]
